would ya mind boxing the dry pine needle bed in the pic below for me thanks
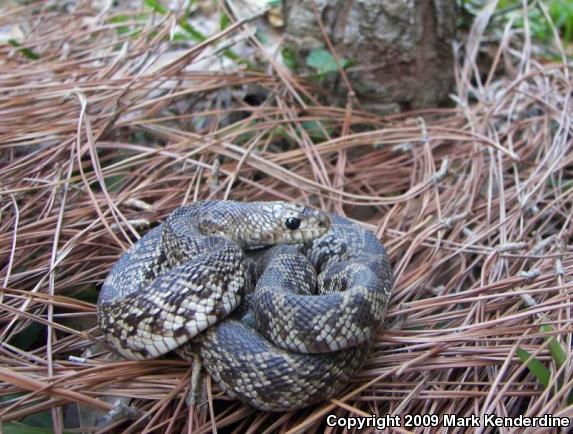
[0,1,572,433]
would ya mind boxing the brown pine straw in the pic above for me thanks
[1,1,572,433]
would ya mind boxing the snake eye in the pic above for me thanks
[285,217,301,230]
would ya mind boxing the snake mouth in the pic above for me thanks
[266,226,325,245]
[300,227,327,243]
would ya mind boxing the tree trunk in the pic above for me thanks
[283,0,457,112]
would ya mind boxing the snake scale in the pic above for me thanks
[98,201,393,411]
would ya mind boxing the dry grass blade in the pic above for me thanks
[1,1,572,433]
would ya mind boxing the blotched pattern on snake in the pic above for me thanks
[98,201,393,411]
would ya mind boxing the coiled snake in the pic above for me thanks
[98,201,393,411]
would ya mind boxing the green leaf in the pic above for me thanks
[8,39,40,60]
[517,347,551,387]
[2,424,58,434]
[540,325,567,369]
[1,410,72,433]
[109,15,130,23]
[255,30,269,45]
[143,0,244,64]
[0,393,25,403]
[2,422,74,434]
[301,120,333,141]
[109,15,132,35]
[144,0,168,15]
[306,48,336,73]
[306,48,351,75]
[178,21,207,42]
[20,411,53,429]
[104,172,127,192]
[172,32,192,42]
[219,12,231,30]
[281,47,298,70]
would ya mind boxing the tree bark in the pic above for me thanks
[283,0,457,112]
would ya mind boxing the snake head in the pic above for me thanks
[237,201,331,249]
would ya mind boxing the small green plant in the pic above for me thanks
[281,46,299,70]
[0,399,73,434]
[517,324,572,404]
[144,0,168,14]
[2,422,67,434]
[300,120,334,142]
[219,12,231,30]
[143,0,243,63]
[108,13,148,37]
[459,0,573,44]
[498,0,573,43]
[305,48,352,77]
[8,39,40,60]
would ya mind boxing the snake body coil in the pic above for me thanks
[98,201,393,411]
